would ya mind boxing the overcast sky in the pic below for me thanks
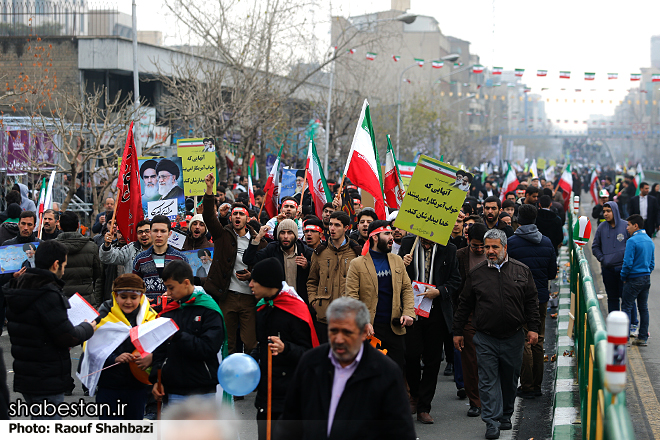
[123,0,660,121]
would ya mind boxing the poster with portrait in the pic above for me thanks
[280,168,304,202]
[138,157,185,220]
[0,242,39,274]
[181,248,214,279]
[394,155,471,245]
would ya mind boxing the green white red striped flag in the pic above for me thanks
[560,71,571,79]
[608,73,618,79]
[492,67,503,75]
[392,55,401,62]
[414,58,424,67]
[383,135,405,209]
[631,73,641,81]
[347,48,355,54]
[584,72,595,80]
[537,69,547,76]
[366,52,377,60]
[305,139,332,218]
[515,68,524,77]
[432,60,443,69]
[653,74,660,82]
[472,64,484,74]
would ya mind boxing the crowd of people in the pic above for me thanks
[0,163,652,440]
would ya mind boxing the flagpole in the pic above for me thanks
[258,187,270,220]
[267,346,273,440]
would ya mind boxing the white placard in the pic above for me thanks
[130,317,179,355]
[147,198,177,220]
[412,281,434,318]
[168,230,186,250]
[67,293,100,326]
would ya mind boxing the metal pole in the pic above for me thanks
[132,0,141,156]
[397,63,417,158]
[323,53,335,176]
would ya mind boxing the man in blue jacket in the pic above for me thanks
[507,204,557,399]
[621,214,655,346]
[592,202,637,328]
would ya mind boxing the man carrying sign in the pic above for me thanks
[399,235,461,424]
[346,220,415,371]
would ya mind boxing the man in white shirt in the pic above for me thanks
[629,181,660,237]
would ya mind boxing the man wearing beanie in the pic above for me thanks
[250,258,318,440]
[182,214,212,251]
[506,204,557,399]
[244,218,313,303]
[346,220,415,371]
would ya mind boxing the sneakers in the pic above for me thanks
[632,338,648,346]
[485,425,500,439]
[467,406,481,417]
[630,324,639,337]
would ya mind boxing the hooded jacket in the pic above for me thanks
[507,224,557,304]
[592,201,628,269]
[0,221,19,245]
[16,183,37,213]
[56,231,103,306]
[4,268,94,395]
[536,208,564,250]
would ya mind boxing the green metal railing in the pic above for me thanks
[567,210,635,440]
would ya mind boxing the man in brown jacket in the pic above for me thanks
[202,173,267,355]
[346,220,415,371]
[307,211,361,343]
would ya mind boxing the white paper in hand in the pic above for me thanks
[168,230,186,250]
[67,293,100,326]
[412,281,434,318]
[130,317,179,356]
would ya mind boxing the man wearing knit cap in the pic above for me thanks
[346,220,415,371]
[156,159,184,201]
[250,257,318,440]
[182,214,212,251]
[244,218,313,303]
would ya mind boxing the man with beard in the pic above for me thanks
[349,208,379,247]
[140,160,159,202]
[399,234,461,424]
[321,202,335,234]
[202,173,267,355]
[391,224,408,255]
[243,219,313,303]
[265,197,304,240]
[41,209,61,240]
[454,229,539,439]
[346,220,415,371]
[196,249,212,278]
[22,243,36,269]
[482,196,514,238]
[455,223,488,418]
[100,220,153,275]
[156,159,184,201]
[302,217,324,250]
[182,214,212,251]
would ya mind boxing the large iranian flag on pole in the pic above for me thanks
[558,164,573,212]
[383,135,405,209]
[263,144,284,218]
[500,162,520,203]
[589,169,599,205]
[343,99,386,219]
[305,139,332,218]
[247,166,256,206]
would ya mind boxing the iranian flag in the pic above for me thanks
[634,163,644,195]
[652,74,660,82]
[454,62,462,67]
[585,72,595,80]
[500,162,520,203]
[35,178,46,231]
[537,69,547,77]
[631,73,641,81]
[392,55,401,62]
[247,166,256,206]
[492,66,503,75]
[589,169,599,205]
[432,60,444,69]
[608,73,618,79]
[304,139,332,218]
[473,64,484,74]
[415,58,424,67]
[383,135,405,209]
[558,165,573,212]
[366,52,377,60]
[560,71,571,79]
[347,48,355,54]
[263,144,284,218]
[515,68,524,77]
[343,99,386,220]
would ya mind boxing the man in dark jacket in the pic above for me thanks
[4,240,96,419]
[151,261,225,404]
[628,181,660,237]
[454,228,540,439]
[536,195,564,251]
[202,173,267,355]
[250,258,317,440]
[244,219,313,303]
[0,203,22,244]
[482,196,514,238]
[399,234,461,424]
[56,211,102,306]
[507,204,557,399]
[591,190,610,225]
[182,214,213,251]
[2,210,40,246]
[277,297,416,440]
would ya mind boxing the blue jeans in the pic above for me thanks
[21,393,64,420]
[167,392,216,406]
[621,276,650,340]
[602,265,638,325]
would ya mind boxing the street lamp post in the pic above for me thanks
[324,13,417,175]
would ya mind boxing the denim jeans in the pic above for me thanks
[602,265,638,325]
[22,393,64,420]
[621,276,650,340]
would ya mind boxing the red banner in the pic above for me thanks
[115,122,144,243]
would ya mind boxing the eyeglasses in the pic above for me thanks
[470,244,485,250]
[137,230,151,235]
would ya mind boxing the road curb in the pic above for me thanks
[552,249,582,439]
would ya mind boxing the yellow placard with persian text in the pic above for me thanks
[394,155,470,245]
[181,152,216,196]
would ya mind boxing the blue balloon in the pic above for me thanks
[217,353,261,396]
